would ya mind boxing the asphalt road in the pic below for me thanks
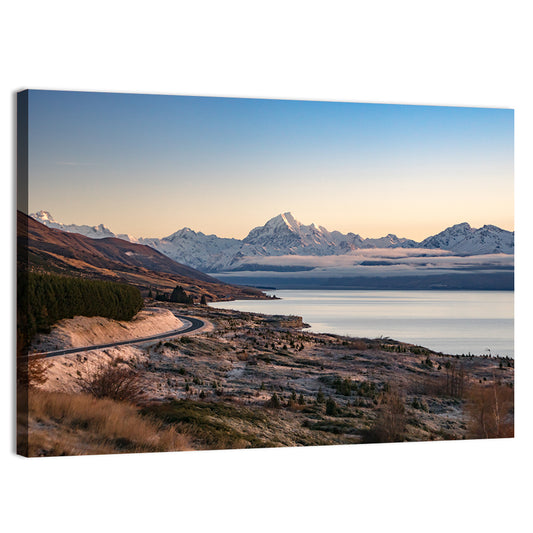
[26,315,206,360]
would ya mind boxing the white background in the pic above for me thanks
[2,2,531,532]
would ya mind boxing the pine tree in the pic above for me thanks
[316,388,326,404]
[266,393,281,409]
[326,397,338,416]
[170,285,193,304]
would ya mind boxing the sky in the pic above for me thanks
[27,90,514,240]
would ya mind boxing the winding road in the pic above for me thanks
[26,314,207,360]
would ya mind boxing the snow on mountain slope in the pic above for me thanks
[420,223,514,255]
[362,234,418,249]
[241,213,417,256]
[243,213,341,254]
[30,211,514,272]
[30,210,135,241]
[138,228,242,272]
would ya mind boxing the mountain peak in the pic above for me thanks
[32,210,56,223]
[165,227,206,241]
[420,221,513,254]
[265,212,299,227]
[450,222,472,231]
[29,210,125,241]
[280,212,300,230]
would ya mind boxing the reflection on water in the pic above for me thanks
[210,290,514,357]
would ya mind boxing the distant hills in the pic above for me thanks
[18,211,266,301]
[31,211,514,273]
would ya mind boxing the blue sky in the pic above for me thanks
[27,90,514,239]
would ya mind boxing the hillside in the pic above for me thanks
[17,211,266,302]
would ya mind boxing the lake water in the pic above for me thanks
[209,290,514,358]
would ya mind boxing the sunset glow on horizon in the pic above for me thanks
[27,90,514,240]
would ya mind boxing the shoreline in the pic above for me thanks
[27,299,514,455]
[209,288,514,359]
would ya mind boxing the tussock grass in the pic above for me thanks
[26,389,191,457]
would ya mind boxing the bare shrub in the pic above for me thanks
[445,362,466,398]
[236,351,249,361]
[78,361,144,403]
[351,340,367,350]
[363,386,406,443]
[410,362,467,399]
[466,383,514,439]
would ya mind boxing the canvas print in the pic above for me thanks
[17,90,514,457]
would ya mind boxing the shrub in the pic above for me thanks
[78,361,144,403]
[333,377,355,396]
[363,387,406,443]
[466,383,514,439]
[266,393,282,409]
[325,397,338,416]
[316,388,326,404]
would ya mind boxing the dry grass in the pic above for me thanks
[26,389,191,457]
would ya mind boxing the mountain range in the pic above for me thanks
[18,211,266,301]
[31,210,514,273]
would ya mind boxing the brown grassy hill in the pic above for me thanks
[17,210,266,302]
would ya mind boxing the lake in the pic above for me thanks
[209,290,514,358]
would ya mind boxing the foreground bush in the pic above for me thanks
[78,361,144,403]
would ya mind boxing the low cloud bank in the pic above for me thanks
[223,250,513,278]
[212,249,514,290]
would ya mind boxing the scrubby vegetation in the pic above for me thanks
[142,399,272,449]
[18,271,144,348]
[466,382,514,439]
[77,360,144,402]
[24,389,190,456]
[21,302,514,455]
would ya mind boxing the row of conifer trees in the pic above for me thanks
[17,271,144,348]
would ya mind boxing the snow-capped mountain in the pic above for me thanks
[138,229,242,272]
[243,213,354,254]
[420,222,514,255]
[30,210,136,242]
[242,213,418,255]
[30,211,514,273]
